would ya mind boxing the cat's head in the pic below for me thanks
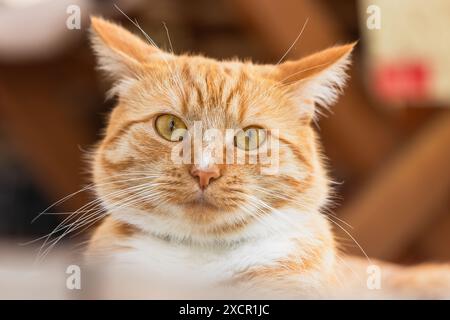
[90,16,354,244]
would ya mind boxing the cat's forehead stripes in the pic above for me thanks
[173,58,252,129]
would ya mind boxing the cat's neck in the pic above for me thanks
[110,206,335,251]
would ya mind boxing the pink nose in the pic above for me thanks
[190,165,221,190]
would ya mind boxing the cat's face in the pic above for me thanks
[90,17,353,242]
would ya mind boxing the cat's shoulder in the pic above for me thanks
[86,216,138,257]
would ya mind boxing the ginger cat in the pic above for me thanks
[86,16,450,299]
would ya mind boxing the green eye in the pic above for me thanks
[155,114,187,141]
[234,126,266,151]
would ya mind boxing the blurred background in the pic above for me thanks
[0,0,448,265]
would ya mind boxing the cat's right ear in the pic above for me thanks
[90,16,166,81]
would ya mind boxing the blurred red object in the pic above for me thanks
[374,61,430,103]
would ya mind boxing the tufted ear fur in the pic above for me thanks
[89,16,169,81]
[270,43,356,119]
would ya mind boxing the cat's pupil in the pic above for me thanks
[169,119,175,131]
[246,130,256,145]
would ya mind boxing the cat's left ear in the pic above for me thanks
[270,42,356,119]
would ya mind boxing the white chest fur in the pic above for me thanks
[113,230,298,285]
[100,208,335,298]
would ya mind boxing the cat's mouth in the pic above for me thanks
[186,192,216,206]
[182,190,222,212]
[183,199,219,213]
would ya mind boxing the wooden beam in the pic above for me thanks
[413,203,450,262]
[337,111,450,260]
